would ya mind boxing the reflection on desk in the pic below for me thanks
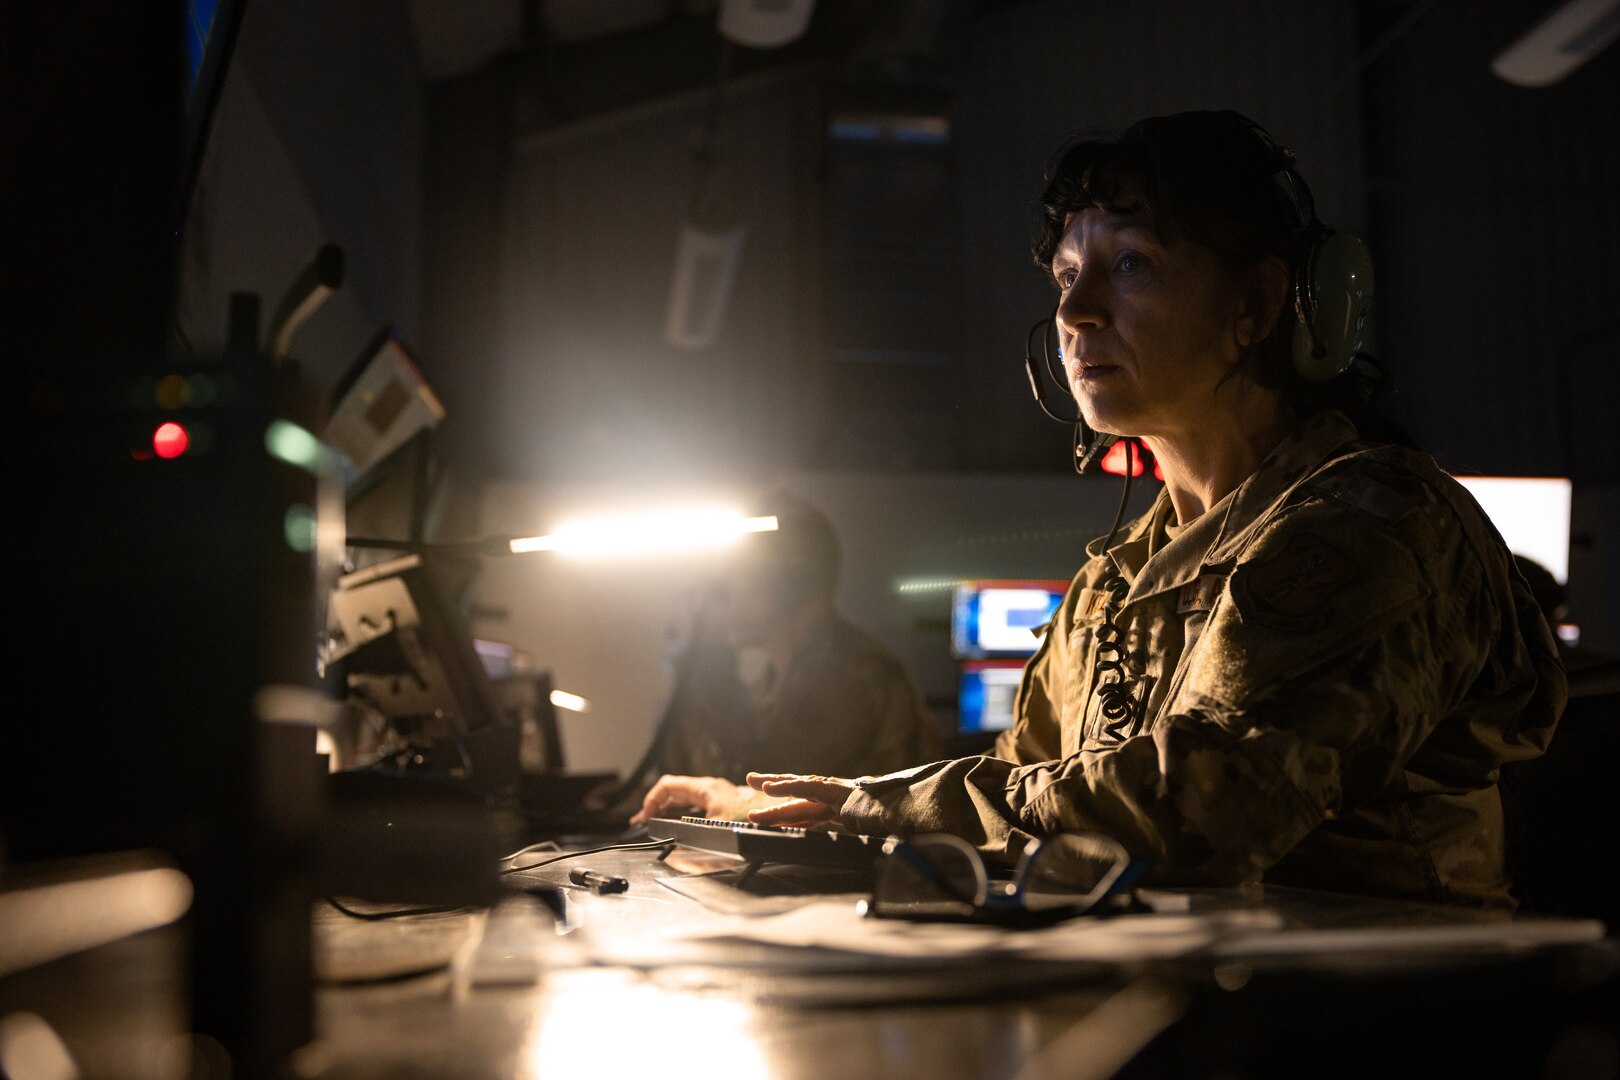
[299,847,1620,1080]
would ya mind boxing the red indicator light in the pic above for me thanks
[1100,439,1144,477]
[1099,438,1165,481]
[153,422,189,459]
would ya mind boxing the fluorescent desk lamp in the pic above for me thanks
[508,509,779,557]
[348,509,778,561]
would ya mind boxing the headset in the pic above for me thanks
[1226,111,1375,383]
[1020,114,1378,742]
[1022,112,1375,472]
[1023,313,1117,474]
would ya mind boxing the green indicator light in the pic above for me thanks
[264,419,335,475]
[284,504,319,553]
[189,374,218,406]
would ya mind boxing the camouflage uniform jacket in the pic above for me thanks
[656,612,938,784]
[843,411,1566,909]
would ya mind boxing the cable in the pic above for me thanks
[502,838,674,876]
[502,839,562,863]
[324,897,480,921]
[1017,311,1147,739]
[1091,439,1146,742]
[1099,437,1137,553]
[1024,315,1075,424]
[1023,312,1119,474]
[329,838,679,917]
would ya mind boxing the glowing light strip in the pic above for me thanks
[893,576,961,596]
[508,511,778,557]
[549,690,589,713]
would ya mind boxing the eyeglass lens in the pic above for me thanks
[1016,833,1129,911]
[872,836,987,918]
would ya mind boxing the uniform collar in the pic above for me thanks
[1106,410,1364,605]
[1088,494,1172,585]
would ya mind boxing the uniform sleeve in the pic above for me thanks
[842,497,1511,883]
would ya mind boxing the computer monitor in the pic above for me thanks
[959,660,1027,733]
[327,553,517,789]
[1452,476,1572,584]
[182,0,243,219]
[326,330,447,483]
[951,579,1069,658]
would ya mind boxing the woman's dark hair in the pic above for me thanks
[1032,110,1410,445]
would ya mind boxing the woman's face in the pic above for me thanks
[1050,205,1248,441]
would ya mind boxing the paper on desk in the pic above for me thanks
[1212,915,1608,958]
[667,900,1283,962]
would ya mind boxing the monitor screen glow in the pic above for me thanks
[959,660,1026,733]
[951,579,1068,658]
[1452,476,1571,584]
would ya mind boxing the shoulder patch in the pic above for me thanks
[1233,532,1360,624]
[1310,467,1423,524]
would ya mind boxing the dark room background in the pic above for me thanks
[174,0,1620,772]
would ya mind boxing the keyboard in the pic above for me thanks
[645,816,887,871]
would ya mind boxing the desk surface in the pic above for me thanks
[299,846,1620,1080]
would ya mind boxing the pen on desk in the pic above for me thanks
[569,868,630,894]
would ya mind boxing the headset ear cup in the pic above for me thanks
[1293,229,1375,381]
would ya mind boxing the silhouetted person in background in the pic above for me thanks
[737,111,1565,911]
[1513,554,1615,672]
[629,492,938,824]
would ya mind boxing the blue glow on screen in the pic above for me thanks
[958,663,1024,733]
[958,672,988,731]
[186,0,220,94]
[1003,606,1047,629]
[951,592,980,656]
[951,582,1065,658]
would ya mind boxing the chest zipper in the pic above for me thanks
[1091,573,1148,743]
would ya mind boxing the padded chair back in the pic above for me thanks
[1502,663,1620,925]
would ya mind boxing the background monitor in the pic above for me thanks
[327,330,447,482]
[327,553,518,790]
[958,660,1027,734]
[1453,476,1572,584]
[951,578,1069,658]
[182,0,243,227]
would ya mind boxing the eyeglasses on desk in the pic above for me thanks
[860,831,1148,927]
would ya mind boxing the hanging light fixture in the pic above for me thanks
[718,0,816,49]
[1492,0,1620,86]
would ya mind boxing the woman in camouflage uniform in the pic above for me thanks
[744,111,1564,910]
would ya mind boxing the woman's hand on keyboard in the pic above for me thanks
[743,773,856,828]
[629,775,741,826]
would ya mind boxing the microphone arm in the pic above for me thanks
[1026,315,1120,475]
[345,535,519,558]
[269,244,345,364]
